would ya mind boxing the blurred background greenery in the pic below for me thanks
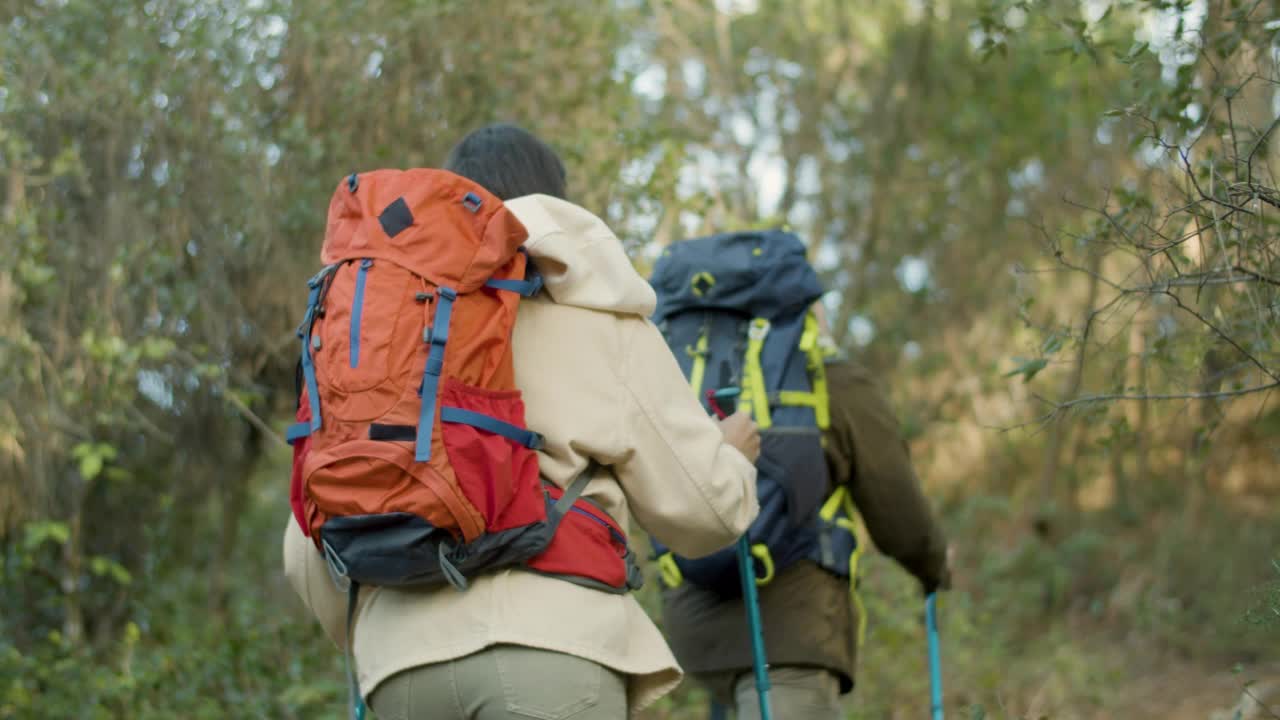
[1,0,1277,718]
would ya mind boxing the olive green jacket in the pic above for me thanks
[661,360,948,697]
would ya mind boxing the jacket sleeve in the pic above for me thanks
[824,361,949,593]
[282,517,349,650]
[611,317,759,558]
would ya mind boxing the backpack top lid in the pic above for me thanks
[650,229,824,323]
[322,168,528,293]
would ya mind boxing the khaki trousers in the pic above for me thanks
[368,645,628,720]
[731,667,844,720]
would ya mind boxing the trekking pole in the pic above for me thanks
[737,535,772,720]
[706,387,771,719]
[926,592,944,720]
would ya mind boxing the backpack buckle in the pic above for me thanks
[748,318,771,341]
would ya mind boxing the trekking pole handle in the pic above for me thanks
[705,387,740,420]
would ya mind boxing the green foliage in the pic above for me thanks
[1243,560,1280,632]
[2,1,1278,719]
[2,455,345,720]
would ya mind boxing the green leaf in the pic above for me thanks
[89,556,133,586]
[23,521,70,550]
[1004,357,1049,383]
[141,337,176,360]
[80,453,104,480]
[1041,333,1064,355]
[110,563,133,586]
[1117,40,1149,64]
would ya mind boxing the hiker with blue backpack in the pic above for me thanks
[650,231,951,719]
[281,124,762,719]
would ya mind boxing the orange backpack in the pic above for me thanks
[286,169,640,595]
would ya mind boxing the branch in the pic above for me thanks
[1051,383,1279,409]
[223,390,289,451]
[996,381,1280,432]
[1161,289,1280,383]
[1126,271,1280,291]
[1179,146,1256,216]
[173,350,289,450]
[1230,265,1280,288]
[1242,683,1280,720]
[1246,113,1280,186]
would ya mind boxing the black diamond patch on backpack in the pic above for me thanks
[378,197,414,238]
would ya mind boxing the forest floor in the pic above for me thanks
[1101,660,1280,720]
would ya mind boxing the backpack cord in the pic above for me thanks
[546,461,597,525]
[344,582,366,720]
[438,543,469,592]
[319,540,366,720]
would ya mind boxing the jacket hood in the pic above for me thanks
[505,194,656,317]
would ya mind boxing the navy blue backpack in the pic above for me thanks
[649,230,862,600]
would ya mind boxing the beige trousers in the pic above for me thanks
[368,645,628,720]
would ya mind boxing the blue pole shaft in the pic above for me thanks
[926,593,944,720]
[737,536,772,720]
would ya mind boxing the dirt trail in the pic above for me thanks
[1098,663,1280,720]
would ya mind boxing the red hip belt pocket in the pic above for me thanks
[527,488,643,594]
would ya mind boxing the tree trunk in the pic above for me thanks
[1037,251,1102,527]
[1116,314,1148,519]
[62,489,85,645]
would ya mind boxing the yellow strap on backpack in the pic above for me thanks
[739,318,772,429]
[750,543,776,586]
[803,312,831,430]
[657,552,683,589]
[819,486,868,647]
[686,329,710,395]
[771,312,831,431]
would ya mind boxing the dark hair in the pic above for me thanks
[443,124,567,201]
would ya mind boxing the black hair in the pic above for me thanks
[443,123,567,201]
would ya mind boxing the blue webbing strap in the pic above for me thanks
[298,263,339,433]
[416,286,456,462]
[484,247,543,297]
[440,407,544,450]
[349,259,371,368]
[483,276,542,297]
[285,422,311,444]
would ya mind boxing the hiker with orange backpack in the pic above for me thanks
[281,124,761,719]
[649,231,951,719]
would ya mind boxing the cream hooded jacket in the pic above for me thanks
[283,194,759,714]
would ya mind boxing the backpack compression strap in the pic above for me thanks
[770,312,832,430]
[686,319,711,396]
[415,286,456,462]
[819,486,866,647]
[484,247,544,297]
[416,250,542,460]
[287,263,342,444]
[738,318,772,429]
